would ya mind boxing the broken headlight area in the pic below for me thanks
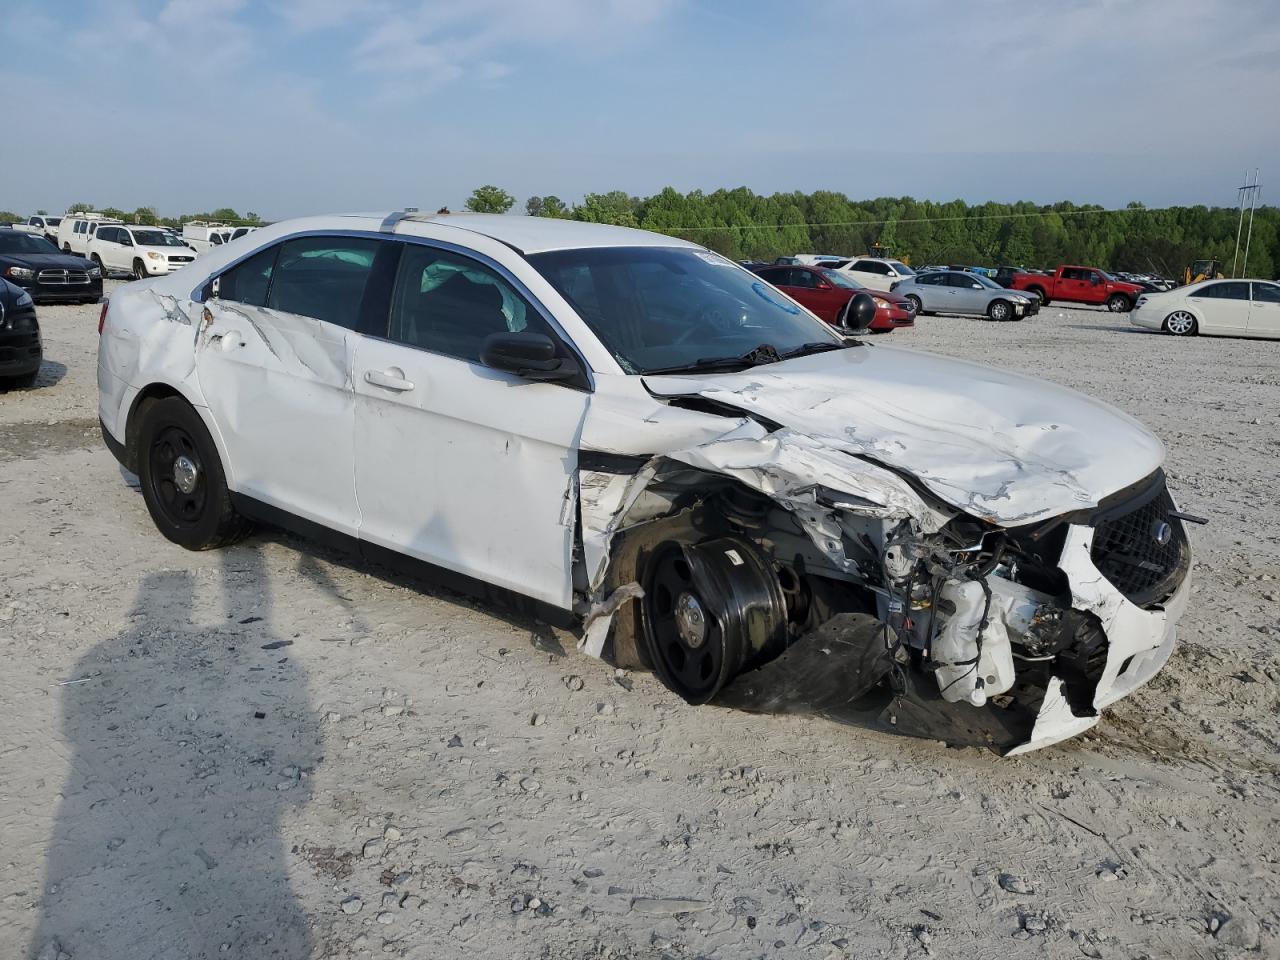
[579,458,1190,755]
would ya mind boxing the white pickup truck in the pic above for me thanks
[12,215,63,242]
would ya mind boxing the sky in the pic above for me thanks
[2,0,1276,220]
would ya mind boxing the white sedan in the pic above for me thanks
[1130,278,1280,338]
[97,213,1192,754]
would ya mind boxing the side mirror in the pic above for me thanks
[816,281,831,290]
[841,292,877,334]
[971,282,982,289]
[480,331,578,383]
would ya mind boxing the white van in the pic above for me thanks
[181,221,235,254]
[57,213,124,256]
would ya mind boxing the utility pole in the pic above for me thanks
[1242,169,1261,279]
[1232,169,1261,277]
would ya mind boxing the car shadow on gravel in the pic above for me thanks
[1064,324,1153,335]
[28,548,318,960]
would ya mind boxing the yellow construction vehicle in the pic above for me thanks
[1184,259,1224,285]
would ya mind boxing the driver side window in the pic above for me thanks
[387,245,555,364]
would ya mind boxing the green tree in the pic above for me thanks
[464,185,515,214]
[99,207,129,222]
[36,208,48,216]
[132,207,160,226]
[67,201,95,213]
[0,210,22,223]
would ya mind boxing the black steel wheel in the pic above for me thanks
[643,543,737,703]
[137,396,250,550]
[640,537,786,704]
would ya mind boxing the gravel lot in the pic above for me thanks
[2,283,1278,959]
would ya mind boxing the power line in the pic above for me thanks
[660,204,1181,233]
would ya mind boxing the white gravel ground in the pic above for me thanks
[1,283,1278,959]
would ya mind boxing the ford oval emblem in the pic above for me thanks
[1151,521,1173,546]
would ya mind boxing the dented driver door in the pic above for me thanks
[195,237,372,536]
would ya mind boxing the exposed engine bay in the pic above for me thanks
[576,446,1192,755]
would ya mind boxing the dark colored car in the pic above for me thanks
[752,264,915,332]
[0,277,42,388]
[0,228,103,304]
[992,266,1030,288]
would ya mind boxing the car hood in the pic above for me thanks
[642,344,1165,526]
[0,251,94,270]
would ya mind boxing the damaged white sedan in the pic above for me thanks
[97,213,1194,754]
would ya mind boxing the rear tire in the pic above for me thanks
[1163,311,1198,336]
[136,397,250,550]
[1028,287,1047,306]
[1,369,39,390]
[988,299,1012,321]
[1107,293,1131,313]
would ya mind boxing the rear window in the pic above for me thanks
[265,236,382,328]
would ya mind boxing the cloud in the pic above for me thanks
[323,0,682,96]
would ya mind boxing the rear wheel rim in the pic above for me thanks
[1166,311,1195,335]
[148,425,206,527]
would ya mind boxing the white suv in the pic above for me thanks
[97,213,1191,755]
[88,225,199,279]
[835,257,917,291]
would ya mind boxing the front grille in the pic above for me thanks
[37,269,90,286]
[1090,478,1189,607]
[168,256,194,263]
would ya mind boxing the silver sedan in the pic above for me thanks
[892,270,1039,321]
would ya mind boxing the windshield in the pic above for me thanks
[889,261,915,276]
[0,232,59,254]
[528,246,843,374]
[131,230,186,247]
[818,268,865,290]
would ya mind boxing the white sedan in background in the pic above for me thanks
[1130,278,1280,339]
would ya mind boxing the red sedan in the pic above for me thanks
[751,264,915,332]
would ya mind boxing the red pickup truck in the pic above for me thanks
[1011,266,1143,312]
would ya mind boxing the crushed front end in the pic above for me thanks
[577,427,1192,754]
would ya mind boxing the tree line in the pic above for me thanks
[6,189,1274,279]
[463,185,1278,279]
[0,203,264,229]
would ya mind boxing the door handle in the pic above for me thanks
[364,368,415,392]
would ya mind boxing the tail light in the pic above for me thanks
[98,300,109,335]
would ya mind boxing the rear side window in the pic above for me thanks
[1197,282,1250,300]
[1254,283,1280,304]
[853,260,884,274]
[388,244,551,363]
[265,236,383,328]
[789,270,819,289]
[215,245,280,306]
[97,227,115,242]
